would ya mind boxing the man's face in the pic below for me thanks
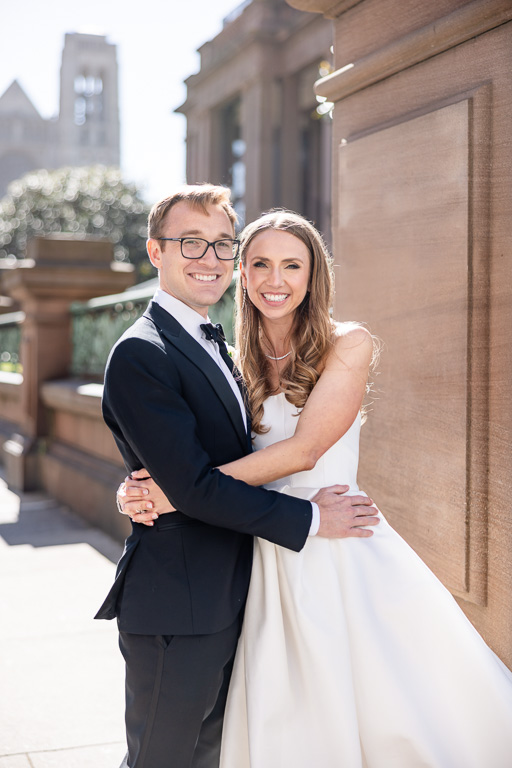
[147,201,235,318]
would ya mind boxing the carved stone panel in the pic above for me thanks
[336,98,489,603]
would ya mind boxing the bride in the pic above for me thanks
[120,210,512,767]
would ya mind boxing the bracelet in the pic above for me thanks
[116,485,124,515]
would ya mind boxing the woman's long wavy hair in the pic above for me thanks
[235,210,336,434]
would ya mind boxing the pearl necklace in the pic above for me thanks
[265,351,291,361]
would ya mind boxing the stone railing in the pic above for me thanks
[0,234,134,503]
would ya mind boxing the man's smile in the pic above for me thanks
[189,273,221,282]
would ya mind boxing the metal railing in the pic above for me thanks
[71,283,154,378]
[71,278,236,379]
[0,310,23,373]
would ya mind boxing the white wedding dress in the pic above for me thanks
[220,393,512,768]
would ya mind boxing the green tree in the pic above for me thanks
[0,166,153,280]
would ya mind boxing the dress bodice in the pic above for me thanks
[253,393,361,494]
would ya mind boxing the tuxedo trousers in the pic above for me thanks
[118,616,242,768]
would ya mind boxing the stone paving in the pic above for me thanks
[0,471,126,767]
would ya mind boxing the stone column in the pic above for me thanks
[241,74,278,223]
[279,73,301,213]
[0,234,133,489]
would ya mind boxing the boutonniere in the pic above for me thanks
[226,344,235,359]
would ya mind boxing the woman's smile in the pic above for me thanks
[261,292,290,304]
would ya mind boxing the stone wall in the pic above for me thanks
[40,380,130,541]
[287,0,512,665]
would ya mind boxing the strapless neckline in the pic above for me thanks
[254,392,362,496]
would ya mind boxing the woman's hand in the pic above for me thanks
[117,468,176,527]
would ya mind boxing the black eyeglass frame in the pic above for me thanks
[156,237,240,261]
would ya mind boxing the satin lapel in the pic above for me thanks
[232,367,252,453]
[144,302,248,453]
[245,407,253,453]
[214,334,253,453]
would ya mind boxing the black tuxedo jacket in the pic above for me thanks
[95,301,312,635]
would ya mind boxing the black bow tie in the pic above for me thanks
[201,321,238,379]
[201,323,226,345]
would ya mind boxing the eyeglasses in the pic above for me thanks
[156,237,240,261]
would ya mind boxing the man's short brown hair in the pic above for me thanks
[147,184,237,240]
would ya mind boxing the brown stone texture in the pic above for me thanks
[331,0,471,64]
[307,0,512,664]
[338,100,472,595]
[39,381,129,541]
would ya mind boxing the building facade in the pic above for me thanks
[287,0,512,664]
[0,33,120,198]
[178,0,333,236]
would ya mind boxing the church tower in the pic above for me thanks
[0,32,120,197]
[58,32,120,167]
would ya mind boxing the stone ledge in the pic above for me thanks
[286,0,361,18]
[42,440,128,540]
[0,371,23,388]
[41,379,103,419]
[315,0,512,102]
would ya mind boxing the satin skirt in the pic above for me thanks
[220,510,512,768]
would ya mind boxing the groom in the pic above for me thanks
[96,184,379,768]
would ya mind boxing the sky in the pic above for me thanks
[0,0,244,202]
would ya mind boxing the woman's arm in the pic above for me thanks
[219,324,374,486]
[120,324,374,519]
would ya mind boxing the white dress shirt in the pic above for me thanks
[153,288,246,428]
[152,289,320,536]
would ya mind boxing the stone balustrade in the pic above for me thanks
[0,235,134,534]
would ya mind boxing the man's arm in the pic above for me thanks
[103,336,312,552]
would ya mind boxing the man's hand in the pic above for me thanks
[312,485,380,538]
[117,469,175,527]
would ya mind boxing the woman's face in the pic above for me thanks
[241,229,311,323]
